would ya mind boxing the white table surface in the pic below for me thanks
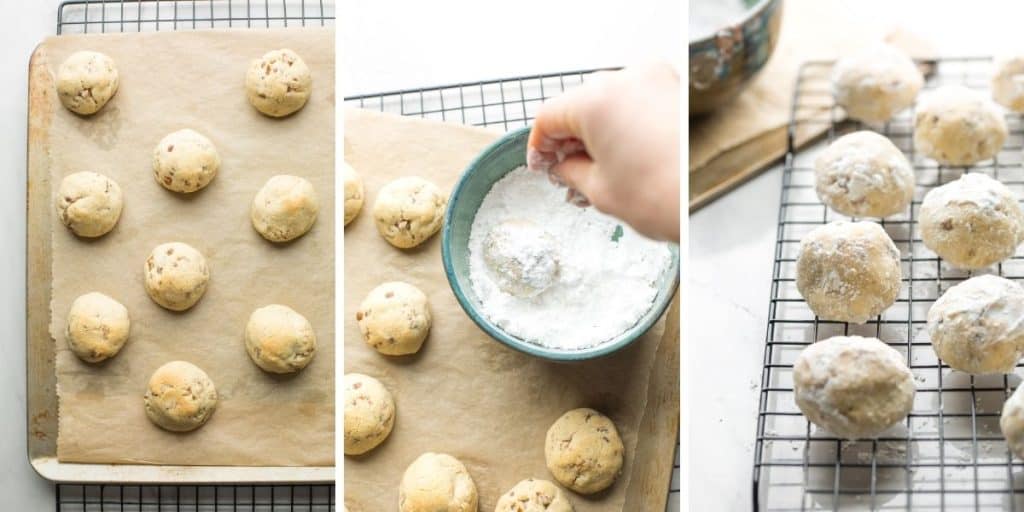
[689,1,1024,510]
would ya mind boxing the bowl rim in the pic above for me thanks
[688,0,778,44]
[441,127,680,362]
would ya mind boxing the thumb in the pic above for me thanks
[526,91,591,172]
[550,154,600,207]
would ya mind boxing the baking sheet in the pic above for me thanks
[41,27,335,466]
[343,108,676,510]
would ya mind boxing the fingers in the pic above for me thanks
[550,154,597,208]
[526,87,593,172]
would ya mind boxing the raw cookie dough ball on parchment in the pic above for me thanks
[144,242,210,311]
[55,171,123,238]
[55,50,119,115]
[343,162,364,226]
[356,281,431,356]
[152,129,220,193]
[793,336,915,439]
[65,292,130,363]
[245,304,317,374]
[993,55,1024,112]
[795,221,902,324]
[831,44,923,124]
[483,219,560,298]
[143,361,217,432]
[251,175,319,242]
[914,85,1008,166]
[494,478,574,512]
[544,407,625,494]
[373,177,447,249]
[927,275,1024,375]
[245,48,312,117]
[1002,384,1024,459]
[919,173,1024,269]
[343,373,395,455]
[813,131,914,218]
[399,452,478,512]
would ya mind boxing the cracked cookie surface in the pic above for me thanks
[343,373,395,455]
[494,478,574,512]
[143,361,217,432]
[56,171,123,237]
[245,48,312,117]
[399,452,478,512]
[143,242,210,311]
[356,281,431,356]
[544,408,624,494]
[372,176,446,249]
[66,292,130,363]
[55,50,119,115]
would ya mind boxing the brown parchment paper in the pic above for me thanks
[42,27,335,466]
[343,108,678,511]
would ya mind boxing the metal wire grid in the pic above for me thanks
[752,56,1024,511]
[54,1,335,510]
[344,71,680,511]
[57,0,333,34]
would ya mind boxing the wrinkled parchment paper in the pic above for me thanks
[43,28,335,466]
[343,109,677,510]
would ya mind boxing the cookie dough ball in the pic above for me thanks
[545,408,624,494]
[356,282,431,356]
[245,304,317,374]
[65,292,130,363]
[831,44,922,124]
[143,242,210,311]
[795,221,902,324]
[993,55,1024,112]
[152,129,220,193]
[373,177,447,249]
[251,175,319,242]
[494,478,574,512]
[927,275,1024,374]
[483,219,560,298]
[1002,384,1024,459]
[813,131,914,218]
[55,50,119,115]
[793,336,914,439]
[399,452,478,512]
[914,85,1008,166]
[245,49,312,117]
[920,173,1024,269]
[343,162,364,226]
[143,361,217,432]
[55,171,123,237]
[343,373,395,455]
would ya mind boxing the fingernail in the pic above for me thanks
[566,188,591,208]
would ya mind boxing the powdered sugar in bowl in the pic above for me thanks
[442,127,680,361]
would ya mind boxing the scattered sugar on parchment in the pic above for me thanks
[468,166,672,350]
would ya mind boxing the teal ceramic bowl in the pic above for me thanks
[441,127,680,362]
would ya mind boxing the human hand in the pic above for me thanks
[527,61,680,242]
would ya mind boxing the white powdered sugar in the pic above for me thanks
[468,166,673,350]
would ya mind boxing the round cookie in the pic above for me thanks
[544,407,624,494]
[919,173,1024,269]
[343,162,364,226]
[831,44,922,124]
[914,85,1008,166]
[795,221,902,324]
[343,373,395,455]
[793,336,915,439]
[993,55,1024,112]
[143,242,210,311]
[483,219,560,298]
[372,177,447,249]
[399,452,478,512]
[813,131,914,218]
[65,292,130,363]
[245,49,312,117]
[245,304,317,374]
[143,361,217,432]
[251,175,319,242]
[494,478,574,512]
[152,129,220,193]
[356,282,431,356]
[927,275,1024,374]
[55,50,119,115]
[1002,384,1024,459]
[55,171,123,238]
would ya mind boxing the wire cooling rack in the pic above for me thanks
[753,56,1024,511]
[344,72,680,511]
[54,1,335,511]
